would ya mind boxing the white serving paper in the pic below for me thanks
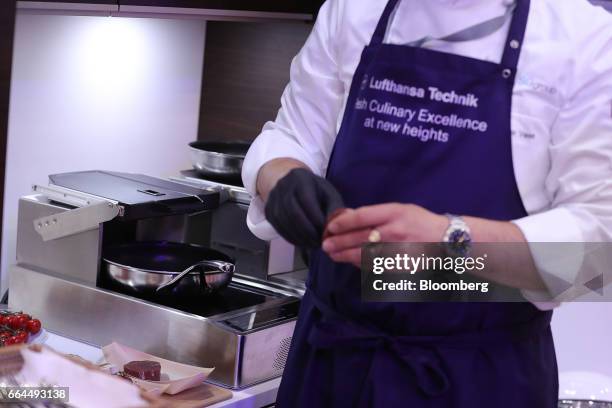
[102,342,214,395]
[17,347,149,408]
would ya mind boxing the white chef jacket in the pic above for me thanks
[242,0,612,307]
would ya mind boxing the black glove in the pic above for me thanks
[265,168,344,248]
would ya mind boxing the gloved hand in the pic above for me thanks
[265,168,344,248]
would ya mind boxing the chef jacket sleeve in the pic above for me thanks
[513,19,612,308]
[242,0,345,240]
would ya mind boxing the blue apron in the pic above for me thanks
[276,0,558,406]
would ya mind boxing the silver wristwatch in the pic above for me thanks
[442,214,472,257]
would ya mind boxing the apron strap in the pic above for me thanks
[370,0,401,46]
[306,290,452,398]
[500,0,531,71]
[306,287,552,347]
[306,286,551,399]
[369,0,531,72]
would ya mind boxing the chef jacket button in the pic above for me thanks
[509,39,520,49]
[502,68,512,78]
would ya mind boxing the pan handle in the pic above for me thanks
[198,267,207,293]
[156,260,234,292]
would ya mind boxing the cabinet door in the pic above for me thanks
[18,0,116,4]
[18,0,324,19]
[119,0,317,15]
[17,0,118,15]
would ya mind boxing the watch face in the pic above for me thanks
[448,229,471,256]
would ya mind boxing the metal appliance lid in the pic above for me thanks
[173,170,251,205]
[48,170,220,219]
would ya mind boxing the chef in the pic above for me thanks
[242,0,612,406]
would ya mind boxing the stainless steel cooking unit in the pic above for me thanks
[171,169,301,282]
[8,170,301,389]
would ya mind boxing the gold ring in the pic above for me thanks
[368,229,382,243]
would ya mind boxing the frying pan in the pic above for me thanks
[188,141,251,185]
[102,241,235,300]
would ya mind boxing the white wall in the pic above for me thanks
[553,303,612,377]
[2,14,207,292]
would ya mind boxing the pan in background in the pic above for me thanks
[189,141,251,186]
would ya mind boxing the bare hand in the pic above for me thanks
[321,203,447,266]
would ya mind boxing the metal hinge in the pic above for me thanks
[32,184,121,241]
